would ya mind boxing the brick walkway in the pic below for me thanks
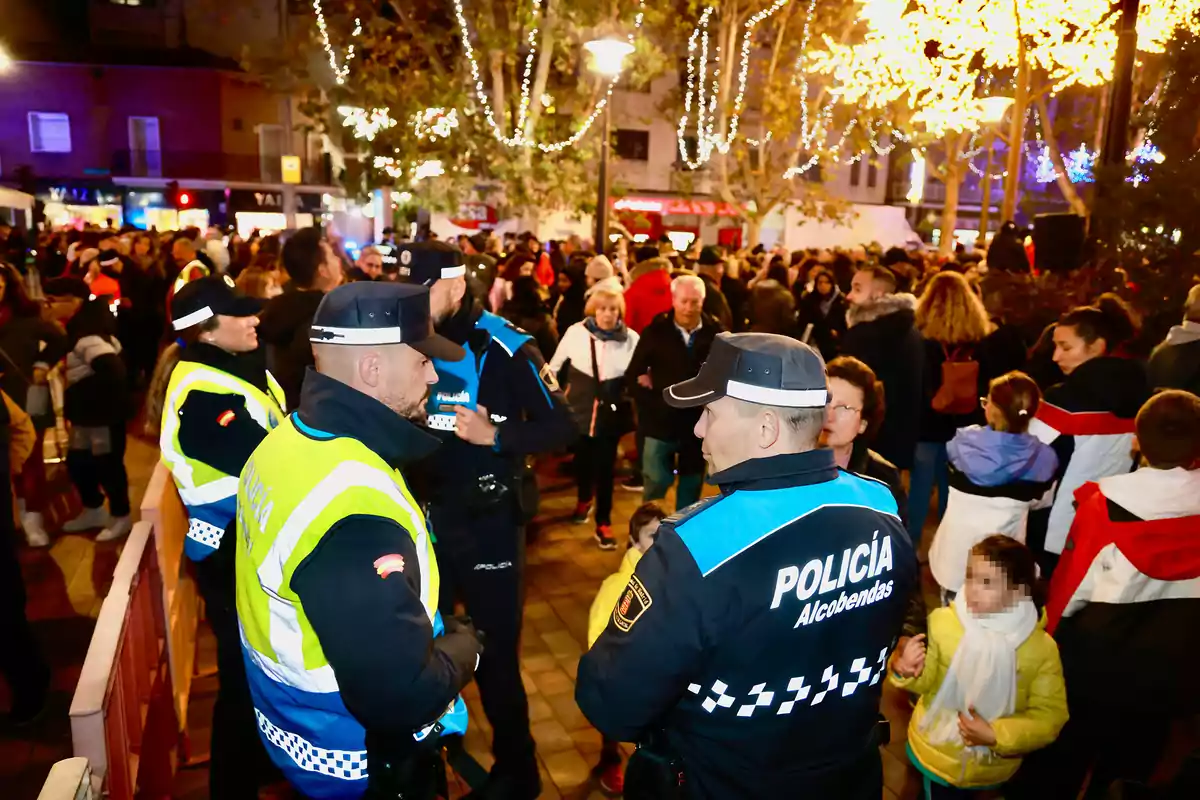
[4,441,928,799]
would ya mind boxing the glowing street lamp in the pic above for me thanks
[977,96,1014,124]
[586,38,634,253]
[584,39,634,78]
[0,44,12,73]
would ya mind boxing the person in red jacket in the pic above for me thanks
[623,245,674,334]
[1017,390,1200,798]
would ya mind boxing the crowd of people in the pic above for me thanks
[0,217,1197,800]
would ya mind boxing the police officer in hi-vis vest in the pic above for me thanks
[153,274,286,798]
[235,282,483,800]
[396,241,577,799]
[577,333,918,799]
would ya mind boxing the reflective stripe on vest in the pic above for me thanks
[173,260,210,294]
[235,418,443,790]
[159,361,284,558]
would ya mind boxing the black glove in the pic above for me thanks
[439,615,484,679]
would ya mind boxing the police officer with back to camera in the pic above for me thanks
[576,333,918,799]
[235,282,483,800]
[396,241,577,799]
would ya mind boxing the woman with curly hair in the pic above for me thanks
[909,272,1025,546]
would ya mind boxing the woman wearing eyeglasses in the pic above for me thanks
[822,356,908,524]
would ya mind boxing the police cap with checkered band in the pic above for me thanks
[664,332,828,409]
[309,282,465,361]
[393,241,468,286]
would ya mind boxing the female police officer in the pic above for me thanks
[147,274,285,798]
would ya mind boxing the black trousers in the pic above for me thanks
[432,503,536,775]
[66,424,131,517]
[192,539,277,799]
[575,434,620,526]
[0,479,49,703]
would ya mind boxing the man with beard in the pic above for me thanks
[397,241,577,800]
[236,282,483,799]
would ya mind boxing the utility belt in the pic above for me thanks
[625,716,890,799]
[362,732,444,800]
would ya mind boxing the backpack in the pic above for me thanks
[932,344,980,415]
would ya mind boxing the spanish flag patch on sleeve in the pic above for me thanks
[216,410,236,427]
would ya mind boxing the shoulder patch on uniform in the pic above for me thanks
[666,494,725,527]
[613,575,652,632]
[539,362,560,393]
[216,409,236,427]
[374,554,405,579]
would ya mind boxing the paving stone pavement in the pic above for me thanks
[3,438,932,799]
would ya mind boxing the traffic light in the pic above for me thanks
[167,181,193,210]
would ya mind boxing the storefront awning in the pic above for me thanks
[612,196,742,217]
[0,187,35,211]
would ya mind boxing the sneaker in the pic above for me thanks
[598,762,625,795]
[96,515,132,543]
[22,512,50,548]
[620,475,644,492]
[595,525,617,551]
[572,502,592,524]
[62,506,112,533]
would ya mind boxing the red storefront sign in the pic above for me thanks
[450,202,498,229]
[612,196,742,217]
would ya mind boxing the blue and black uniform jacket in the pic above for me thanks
[576,449,918,799]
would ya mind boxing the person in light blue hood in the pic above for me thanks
[929,371,1058,601]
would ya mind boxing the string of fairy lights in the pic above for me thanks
[312,0,360,86]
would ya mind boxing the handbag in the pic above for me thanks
[0,343,53,423]
[589,336,635,436]
[932,344,980,415]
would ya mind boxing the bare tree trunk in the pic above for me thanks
[745,215,762,248]
[1092,83,1109,156]
[520,0,556,143]
[1001,0,1028,222]
[939,132,965,257]
[1035,92,1090,218]
[490,51,508,132]
[978,135,994,243]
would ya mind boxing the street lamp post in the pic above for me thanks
[585,38,634,254]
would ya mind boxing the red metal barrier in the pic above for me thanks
[68,522,178,800]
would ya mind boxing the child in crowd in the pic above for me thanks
[929,372,1058,604]
[586,502,667,794]
[1019,390,1200,797]
[892,536,1068,798]
[60,294,132,542]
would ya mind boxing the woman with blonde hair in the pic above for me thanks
[548,285,639,550]
[908,271,1025,545]
[234,266,282,300]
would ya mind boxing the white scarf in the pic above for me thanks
[920,598,1038,775]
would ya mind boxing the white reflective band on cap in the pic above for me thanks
[100,257,120,267]
[173,306,215,330]
[309,326,404,345]
[725,380,828,407]
[442,265,467,279]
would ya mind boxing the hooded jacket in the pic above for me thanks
[843,293,925,469]
[624,257,674,334]
[587,547,643,648]
[1147,320,1200,395]
[929,426,1059,593]
[891,604,1067,789]
[1028,471,1200,796]
[1027,356,1149,556]
[257,286,326,411]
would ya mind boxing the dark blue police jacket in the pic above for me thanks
[576,448,918,799]
[419,307,576,512]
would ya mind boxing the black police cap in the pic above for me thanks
[172,274,261,331]
[664,332,828,409]
[309,281,464,361]
[393,241,467,286]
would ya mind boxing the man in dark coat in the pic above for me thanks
[695,246,733,332]
[841,265,924,471]
[1148,284,1200,395]
[987,221,1031,273]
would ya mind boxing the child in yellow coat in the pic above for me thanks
[891,535,1068,798]
[586,502,666,795]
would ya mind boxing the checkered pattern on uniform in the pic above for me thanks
[255,709,368,781]
[426,413,457,432]
[186,518,224,549]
